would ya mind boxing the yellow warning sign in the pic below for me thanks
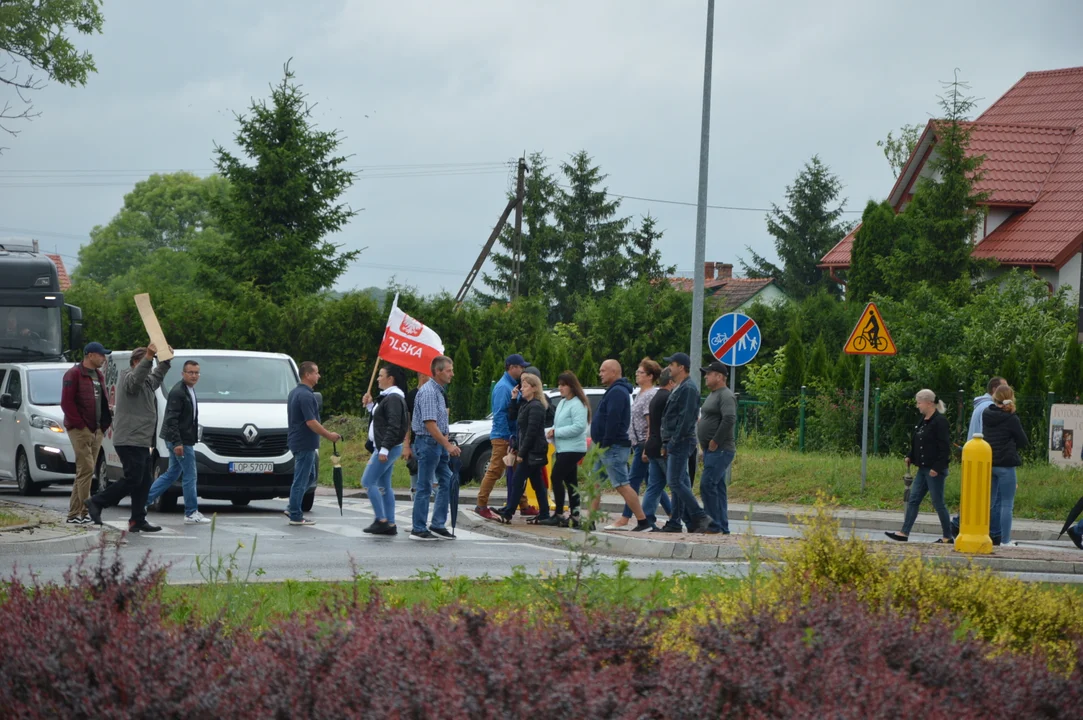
[844,302,897,355]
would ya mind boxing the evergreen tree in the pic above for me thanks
[805,333,830,383]
[742,155,848,299]
[549,340,571,388]
[848,200,902,304]
[780,323,806,429]
[832,351,861,391]
[552,151,632,322]
[1021,341,1048,458]
[475,345,503,418]
[530,334,556,388]
[627,214,674,283]
[1056,339,1082,402]
[204,62,359,301]
[577,349,598,388]
[481,153,560,303]
[1022,341,1048,400]
[999,349,1021,390]
[450,342,474,422]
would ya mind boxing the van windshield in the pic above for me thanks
[165,355,298,403]
[28,368,66,405]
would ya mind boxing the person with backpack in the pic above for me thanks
[361,365,409,536]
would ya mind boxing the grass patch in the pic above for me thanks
[730,447,1083,520]
[0,510,26,529]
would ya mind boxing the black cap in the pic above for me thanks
[701,360,728,375]
[663,352,691,370]
[84,341,111,356]
[505,354,529,368]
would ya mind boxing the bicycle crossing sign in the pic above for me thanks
[844,302,897,355]
[708,312,761,366]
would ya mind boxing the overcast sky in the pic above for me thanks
[1,0,1080,297]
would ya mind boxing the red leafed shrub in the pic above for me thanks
[1,547,1081,719]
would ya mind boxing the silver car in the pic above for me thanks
[0,362,79,494]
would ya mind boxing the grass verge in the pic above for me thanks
[0,510,26,529]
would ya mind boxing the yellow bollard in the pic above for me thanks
[523,443,557,512]
[954,433,993,554]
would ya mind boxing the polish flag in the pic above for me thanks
[377,294,445,377]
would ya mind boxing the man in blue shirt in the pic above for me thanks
[286,361,341,526]
[475,353,527,520]
[411,355,461,541]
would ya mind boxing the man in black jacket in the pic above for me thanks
[660,353,713,534]
[146,360,208,524]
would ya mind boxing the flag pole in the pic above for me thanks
[367,293,398,397]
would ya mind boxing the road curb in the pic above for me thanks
[0,528,120,556]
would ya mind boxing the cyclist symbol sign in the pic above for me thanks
[708,312,761,366]
[844,302,897,355]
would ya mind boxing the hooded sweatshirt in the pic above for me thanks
[981,404,1028,467]
[968,394,995,440]
[590,378,633,448]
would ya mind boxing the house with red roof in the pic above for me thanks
[667,262,788,312]
[820,65,1083,291]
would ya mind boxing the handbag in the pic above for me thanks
[902,462,913,503]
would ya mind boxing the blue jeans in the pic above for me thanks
[665,438,706,524]
[991,466,1017,543]
[701,448,735,533]
[286,449,317,521]
[642,455,678,525]
[901,467,952,538]
[147,445,198,516]
[621,445,673,519]
[412,436,452,533]
[593,445,631,488]
[363,445,402,521]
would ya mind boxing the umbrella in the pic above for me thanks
[331,442,344,516]
[1058,494,1083,538]
[449,441,462,536]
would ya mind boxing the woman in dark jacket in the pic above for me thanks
[360,365,408,535]
[886,389,953,543]
[982,384,1028,546]
[495,373,551,524]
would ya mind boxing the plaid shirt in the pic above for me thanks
[410,379,448,437]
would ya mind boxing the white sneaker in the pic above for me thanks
[185,511,211,525]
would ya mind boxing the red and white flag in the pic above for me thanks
[377,294,445,377]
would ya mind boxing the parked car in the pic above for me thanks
[0,362,80,494]
[449,386,622,483]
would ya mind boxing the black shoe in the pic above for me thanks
[537,515,567,527]
[660,524,684,533]
[692,518,715,534]
[884,531,908,542]
[129,521,162,533]
[371,522,397,536]
[85,498,103,526]
[1067,526,1083,550]
[363,520,385,534]
[430,527,456,540]
[409,530,439,541]
[992,535,1002,547]
[631,520,657,532]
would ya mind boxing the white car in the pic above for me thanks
[0,361,80,494]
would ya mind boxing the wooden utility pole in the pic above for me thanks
[512,155,526,301]
[454,156,527,309]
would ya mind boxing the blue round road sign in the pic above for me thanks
[708,312,761,367]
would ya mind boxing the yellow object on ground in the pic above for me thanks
[955,434,993,554]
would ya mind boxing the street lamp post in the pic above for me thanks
[689,0,716,386]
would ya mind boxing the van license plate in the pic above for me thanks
[229,462,274,474]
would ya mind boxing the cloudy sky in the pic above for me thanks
[1,0,1080,297]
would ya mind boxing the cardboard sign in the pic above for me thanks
[133,293,174,361]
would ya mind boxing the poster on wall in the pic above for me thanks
[1048,404,1083,467]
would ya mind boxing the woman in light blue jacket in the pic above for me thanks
[540,371,590,526]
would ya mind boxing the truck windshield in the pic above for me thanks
[28,368,67,405]
[0,307,62,360]
[165,355,299,403]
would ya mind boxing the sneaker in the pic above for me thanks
[289,518,317,526]
[363,520,388,534]
[519,506,539,517]
[429,527,455,540]
[660,524,683,534]
[631,520,657,532]
[66,517,89,525]
[410,530,439,541]
[1067,526,1083,550]
[537,515,568,527]
[692,518,716,534]
[85,498,103,526]
[474,506,497,521]
[185,512,212,525]
[372,523,398,536]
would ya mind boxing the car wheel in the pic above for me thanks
[473,447,492,483]
[302,489,315,512]
[91,452,107,494]
[15,449,40,496]
[231,498,251,507]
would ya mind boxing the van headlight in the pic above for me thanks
[30,415,64,433]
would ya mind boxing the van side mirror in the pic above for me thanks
[66,304,84,353]
[0,393,16,410]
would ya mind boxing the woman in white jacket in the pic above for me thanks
[540,371,590,527]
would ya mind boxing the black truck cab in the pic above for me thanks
[0,239,83,363]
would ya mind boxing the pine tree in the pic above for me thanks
[805,333,830,383]
[779,323,806,430]
[742,155,848,299]
[1056,339,1082,402]
[549,340,571,388]
[530,334,556,388]
[474,346,503,419]
[1022,341,1047,400]
[627,214,674,283]
[999,349,1020,390]
[577,349,598,388]
[450,342,474,422]
[848,200,902,305]
[832,351,861,391]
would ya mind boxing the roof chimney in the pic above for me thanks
[704,261,715,280]
[718,263,733,280]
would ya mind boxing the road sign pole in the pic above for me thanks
[860,355,870,492]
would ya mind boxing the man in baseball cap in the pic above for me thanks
[698,359,736,533]
[659,351,714,533]
[662,352,691,370]
[475,353,532,519]
[60,341,113,524]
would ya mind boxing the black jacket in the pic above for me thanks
[645,388,671,459]
[907,411,950,474]
[370,392,408,451]
[981,405,1028,467]
[516,398,549,466]
[507,395,555,450]
[590,378,633,448]
[160,380,198,448]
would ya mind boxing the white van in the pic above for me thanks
[0,361,81,494]
[101,349,317,512]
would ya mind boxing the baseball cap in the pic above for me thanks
[663,352,691,370]
[523,366,542,378]
[701,360,728,375]
[505,354,529,368]
[84,341,111,356]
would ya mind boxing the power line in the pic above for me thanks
[556,183,864,215]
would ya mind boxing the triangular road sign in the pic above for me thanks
[844,302,897,355]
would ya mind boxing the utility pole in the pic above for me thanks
[455,156,527,309]
[689,0,716,386]
[512,155,526,301]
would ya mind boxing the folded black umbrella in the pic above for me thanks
[1059,494,1083,538]
[332,442,344,516]
[449,442,462,536]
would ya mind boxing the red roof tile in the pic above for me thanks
[820,65,1083,270]
[46,254,71,290]
[667,275,776,308]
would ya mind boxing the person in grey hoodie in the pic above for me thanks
[967,376,1005,440]
[85,344,171,532]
